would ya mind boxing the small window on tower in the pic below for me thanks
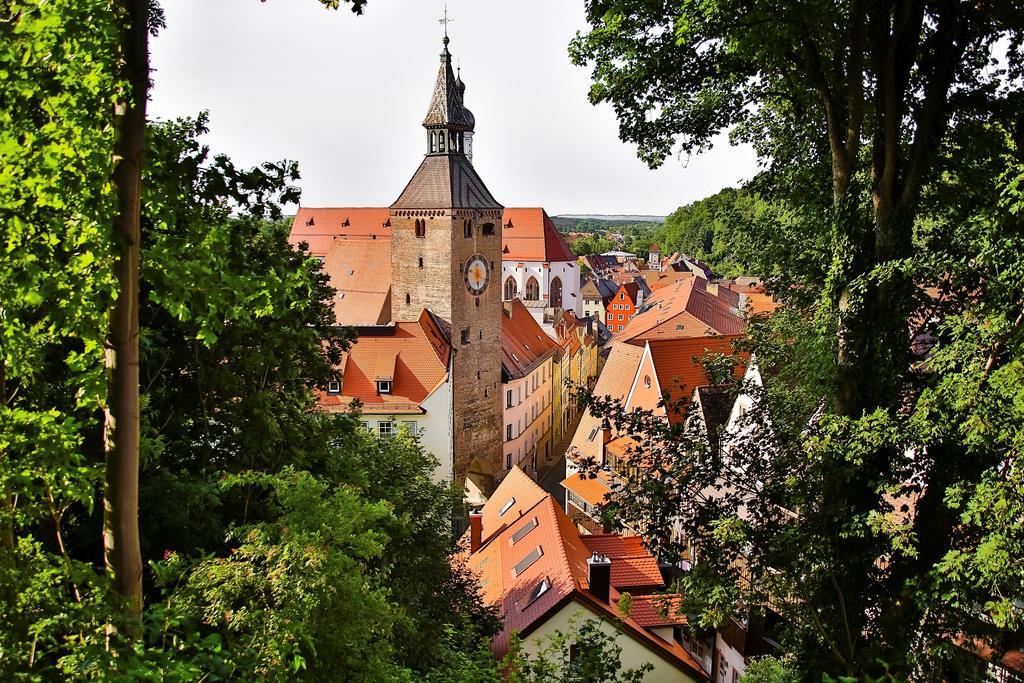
[415,220,426,238]
[438,132,446,152]
[482,223,495,236]
[418,257,424,268]
[461,328,470,345]
[405,293,411,305]
[464,220,473,239]
[430,132,436,154]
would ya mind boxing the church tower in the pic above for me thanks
[390,36,504,493]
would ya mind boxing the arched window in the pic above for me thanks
[464,220,472,239]
[504,276,517,301]
[430,132,436,154]
[438,132,446,153]
[550,277,563,310]
[415,219,425,238]
[525,276,540,301]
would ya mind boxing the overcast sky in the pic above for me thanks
[149,0,759,217]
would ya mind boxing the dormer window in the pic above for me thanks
[328,379,341,395]
[376,380,392,395]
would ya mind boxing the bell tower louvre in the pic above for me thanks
[390,35,504,496]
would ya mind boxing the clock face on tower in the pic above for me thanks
[464,254,490,295]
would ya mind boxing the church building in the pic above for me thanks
[291,36,505,496]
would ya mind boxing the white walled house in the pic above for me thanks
[317,311,456,485]
[501,208,582,318]
[501,299,558,479]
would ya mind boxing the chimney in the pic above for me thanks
[587,552,612,603]
[469,512,483,553]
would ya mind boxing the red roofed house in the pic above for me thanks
[464,467,711,681]
[501,299,559,482]
[500,208,582,317]
[606,281,646,335]
[319,310,456,482]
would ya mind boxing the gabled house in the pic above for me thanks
[463,468,710,682]
[501,299,559,480]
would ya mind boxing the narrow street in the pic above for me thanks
[537,408,584,507]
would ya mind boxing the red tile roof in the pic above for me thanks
[501,208,575,262]
[613,277,744,346]
[562,472,613,507]
[289,208,392,255]
[569,343,645,461]
[581,535,665,588]
[502,299,559,380]
[464,468,706,678]
[318,310,450,415]
[629,595,687,628]
[647,336,743,411]
[321,238,393,326]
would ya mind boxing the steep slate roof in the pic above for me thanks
[464,468,705,678]
[318,310,450,415]
[502,208,575,262]
[288,207,392,255]
[322,238,393,326]
[613,277,744,347]
[501,299,559,380]
[422,38,473,131]
[391,154,501,210]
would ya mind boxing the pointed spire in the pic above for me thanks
[423,35,472,131]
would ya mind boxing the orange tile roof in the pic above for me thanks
[464,468,706,678]
[648,336,743,415]
[289,208,392,255]
[321,238,394,326]
[561,472,613,507]
[569,343,645,462]
[318,310,449,415]
[501,208,575,262]
[502,299,559,379]
[629,595,687,628]
[613,277,744,346]
[581,535,665,588]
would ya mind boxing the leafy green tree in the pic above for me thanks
[572,0,1024,678]
[655,188,785,277]
[100,0,370,632]
[505,617,653,683]
[739,655,800,683]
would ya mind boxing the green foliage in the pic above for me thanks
[655,187,793,278]
[739,655,800,683]
[572,0,1024,679]
[504,617,653,683]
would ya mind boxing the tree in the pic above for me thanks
[101,0,370,633]
[572,0,1024,678]
[655,187,782,277]
[504,617,653,683]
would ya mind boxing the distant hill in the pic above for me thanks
[552,214,666,227]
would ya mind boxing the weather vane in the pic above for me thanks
[439,4,453,37]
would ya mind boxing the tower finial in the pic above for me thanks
[439,4,452,38]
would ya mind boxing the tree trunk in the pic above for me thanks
[0,354,15,610]
[103,0,148,638]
